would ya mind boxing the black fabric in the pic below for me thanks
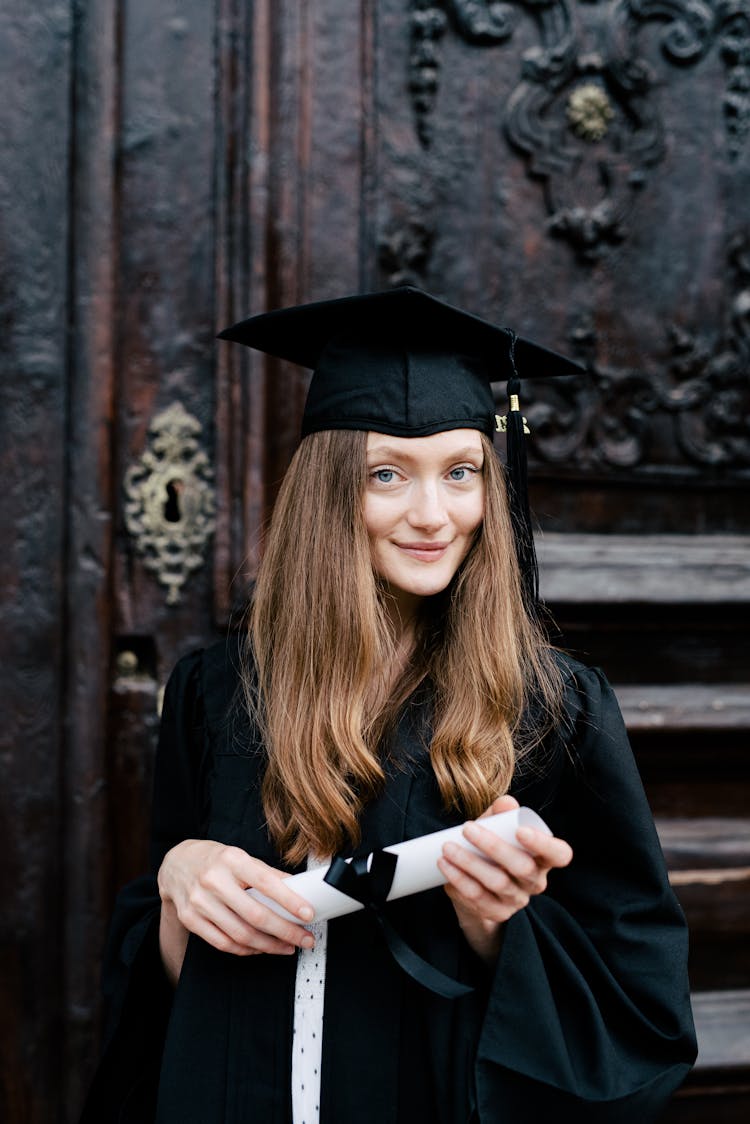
[80,637,696,1123]
[217,286,582,440]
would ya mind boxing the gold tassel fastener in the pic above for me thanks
[495,395,530,435]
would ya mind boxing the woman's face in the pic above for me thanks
[364,428,485,612]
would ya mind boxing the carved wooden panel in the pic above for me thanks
[212,0,750,581]
[411,2,750,251]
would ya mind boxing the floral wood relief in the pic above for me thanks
[409,0,750,260]
[378,218,436,286]
[522,233,750,472]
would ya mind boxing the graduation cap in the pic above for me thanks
[218,286,583,608]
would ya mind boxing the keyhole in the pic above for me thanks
[164,480,182,523]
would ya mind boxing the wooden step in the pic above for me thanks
[656,819,750,872]
[614,685,750,731]
[656,818,750,933]
[665,991,750,1122]
[654,819,750,993]
[691,990,750,1072]
[536,533,750,603]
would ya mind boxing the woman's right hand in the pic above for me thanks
[157,839,315,984]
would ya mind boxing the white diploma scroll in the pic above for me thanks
[247,806,551,925]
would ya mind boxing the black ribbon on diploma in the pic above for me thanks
[324,850,474,1000]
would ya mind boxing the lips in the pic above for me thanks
[395,542,450,562]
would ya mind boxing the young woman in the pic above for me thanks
[82,287,696,1123]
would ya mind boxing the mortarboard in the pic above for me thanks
[218,286,583,608]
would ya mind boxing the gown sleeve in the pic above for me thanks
[475,663,697,1122]
[79,649,208,1124]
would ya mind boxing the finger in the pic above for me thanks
[221,883,316,949]
[444,836,543,898]
[464,820,572,881]
[195,896,315,954]
[478,793,519,819]
[442,844,520,899]
[186,914,297,957]
[515,827,573,870]
[460,822,542,888]
[439,855,528,920]
[224,848,316,922]
[192,865,315,949]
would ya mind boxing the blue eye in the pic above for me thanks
[449,466,474,481]
[374,469,395,483]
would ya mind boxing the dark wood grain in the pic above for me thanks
[61,2,120,1116]
[0,2,74,1120]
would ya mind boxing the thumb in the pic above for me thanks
[478,793,519,819]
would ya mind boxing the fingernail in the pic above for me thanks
[299,906,314,922]
[301,934,315,949]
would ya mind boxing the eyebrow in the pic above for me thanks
[366,444,484,463]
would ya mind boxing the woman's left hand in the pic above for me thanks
[438,794,573,964]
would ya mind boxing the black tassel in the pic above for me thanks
[504,334,539,612]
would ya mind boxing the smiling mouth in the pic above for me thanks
[395,542,450,562]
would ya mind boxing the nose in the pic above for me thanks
[406,481,449,533]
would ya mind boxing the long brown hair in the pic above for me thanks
[245,429,562,865]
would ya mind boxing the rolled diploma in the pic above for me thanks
[247,806,551,925]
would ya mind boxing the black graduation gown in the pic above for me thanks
[80,638,696,1123]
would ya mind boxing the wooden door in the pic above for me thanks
[1,2,748,1120]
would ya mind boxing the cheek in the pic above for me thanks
[362,504,392,581]
[458,490,485,537]
[362,497,381,542]
[362,502,393,562]
[362,494,399,539]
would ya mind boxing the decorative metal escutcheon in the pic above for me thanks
[124,401,216,605]
[566,83,614,143]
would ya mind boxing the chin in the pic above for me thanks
[384,568,456,601]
